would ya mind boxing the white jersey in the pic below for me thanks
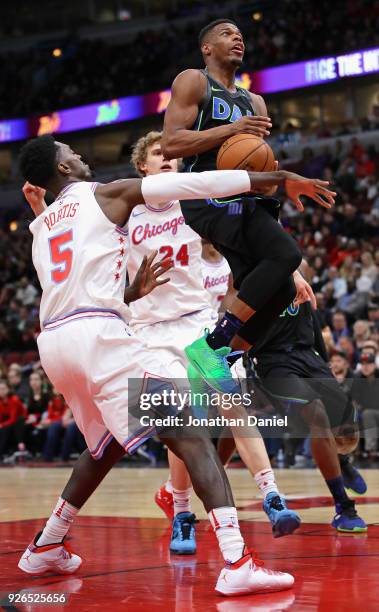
[30,181,130,327]
[126,200,211,328]
[202,256,231,312]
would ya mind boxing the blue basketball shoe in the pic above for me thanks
[170,512,197,555]
[331,499,367,533]
[263,492,301,538]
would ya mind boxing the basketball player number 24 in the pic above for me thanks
[159,244,189,266]
[49,230,73,283]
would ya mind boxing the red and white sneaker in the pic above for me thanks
[215,548,294,596]
[18,531,82,575]
[154,485,174,520]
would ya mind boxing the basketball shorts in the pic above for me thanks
[38,310,182,460]
[255,347,356,430]
[180,196,281,289]
[132,307,218,380]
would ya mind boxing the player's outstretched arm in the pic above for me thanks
[95,169,336,226]
[161,70,272,159]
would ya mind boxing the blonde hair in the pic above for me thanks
[131,131,162,176]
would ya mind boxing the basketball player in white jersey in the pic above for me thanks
[201,238,233,314]
[127,132,311,550]
[18,134,332,595]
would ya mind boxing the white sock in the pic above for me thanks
[254,469,279,499]
[165,478,173,494]
[36,497,79,546]
[208,507,245,563]
[173,488,192,515]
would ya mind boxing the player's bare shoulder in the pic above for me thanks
[171,69,207,103]
[248,92,268,117]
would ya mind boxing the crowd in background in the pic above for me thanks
[0,0,378,118]
[0,132,378,464]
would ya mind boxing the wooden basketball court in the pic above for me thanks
[2,466,379,610]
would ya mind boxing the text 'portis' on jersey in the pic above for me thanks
[125,200,211,328]
[29,182,130,328]
[183,69,255,172]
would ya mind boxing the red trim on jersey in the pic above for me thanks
[144,201,175,213]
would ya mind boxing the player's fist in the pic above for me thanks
[230,115,272,138]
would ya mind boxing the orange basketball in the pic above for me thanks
[216,134,275,172]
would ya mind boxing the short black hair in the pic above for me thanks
[198,18,238,46]
[18,135,58,188]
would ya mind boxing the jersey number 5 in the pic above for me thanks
[49,230,73,283]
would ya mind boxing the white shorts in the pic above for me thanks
[38,309,178,460]
[133,307,218,379]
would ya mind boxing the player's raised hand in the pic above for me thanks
[284,175,336,212]
[126,250,174,303]
[22,182,47,217]
[230,115,272,138]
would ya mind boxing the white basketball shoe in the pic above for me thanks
[215,547,294,596]
[18,531,82,575]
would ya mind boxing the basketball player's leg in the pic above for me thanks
[188,203,300,352]
[160,426,294,594]
[17,435,126,575]
[213,396,301,538]
[186,271,298,393]
[300,398,366,532]
[133,315,211,550]
[20,322,294,592]
[258,354,367,533]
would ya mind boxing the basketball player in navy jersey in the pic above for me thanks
[162,19,334,391]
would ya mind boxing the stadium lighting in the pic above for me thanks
[52,48,62,58]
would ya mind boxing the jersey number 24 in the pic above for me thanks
[159,244,189,266]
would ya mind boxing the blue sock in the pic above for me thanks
[206,312,244,350]
[326,476,349,507]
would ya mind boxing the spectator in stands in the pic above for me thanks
[368,301,379,324]
[27,371,49,421]
[15,276,38,306]
[0,379,26,459]
[7,363,29,403]
[41,390,85,461]
[339,336,358,369]
[360,252,377,285]
[24,371,50,454]
[0,0,378,119]
[352,350,379,459]
[331,311,350,345]
[330,350,354,395]
[328,267,347,299]
[353,320,371,351]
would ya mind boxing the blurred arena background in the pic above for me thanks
[1,0,378,469]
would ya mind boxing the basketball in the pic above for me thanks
[216,134,275,172]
